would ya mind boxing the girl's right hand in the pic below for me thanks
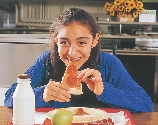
[43,80,71,102]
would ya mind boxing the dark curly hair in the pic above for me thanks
[48,7,101,82]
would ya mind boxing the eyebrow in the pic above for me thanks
[58,37,90,40]
[58,38,68,40]
[77,37,89,40]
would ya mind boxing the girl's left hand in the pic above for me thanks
[77,68,104,95]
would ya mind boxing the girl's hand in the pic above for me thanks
[77,68,104,95]
[43,80,71,102]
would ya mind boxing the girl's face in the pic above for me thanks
[55,22,99,69]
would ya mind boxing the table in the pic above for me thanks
[131,112,158,125]
[1,106,158,125]
[0,106,13,124]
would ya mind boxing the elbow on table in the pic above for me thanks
[4,98,13,108]
[137,102,153,112]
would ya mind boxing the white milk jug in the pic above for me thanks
[12,74,35,125]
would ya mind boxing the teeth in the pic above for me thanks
[66,57,81,61]
[75,57,81,60]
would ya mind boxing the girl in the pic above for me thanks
[4,7,152,112]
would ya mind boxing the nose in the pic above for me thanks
[68,45,77,58]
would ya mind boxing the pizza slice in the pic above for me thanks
[61,61,83,95]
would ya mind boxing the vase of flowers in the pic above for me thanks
[104,0,144,22]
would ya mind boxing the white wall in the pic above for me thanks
[0,43,47,88]
[0,88,8,106]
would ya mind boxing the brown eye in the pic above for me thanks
[79,41,86,45]
[60,41,69,45]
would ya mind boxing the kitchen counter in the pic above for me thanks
[102,49,158,56]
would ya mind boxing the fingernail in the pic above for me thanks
[66,99,70,102]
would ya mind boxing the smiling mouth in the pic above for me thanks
[66,57,81,62]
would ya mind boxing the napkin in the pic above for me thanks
[35,112,47,124]
[7,112,47,125]
[108,111,129,125]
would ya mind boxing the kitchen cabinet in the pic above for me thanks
[97,21,158,39]
[97,20,158,55]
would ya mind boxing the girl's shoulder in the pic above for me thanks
[99,51,118,61]
[37,50,50,60]
[98,51,123,69]
[99,51,122,66]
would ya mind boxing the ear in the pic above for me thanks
[53,34,58,44]
[91,33,100,48]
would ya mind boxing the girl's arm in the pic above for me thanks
[4,51,50,108]
[97,52,153,112]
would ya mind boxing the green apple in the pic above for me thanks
[51,109,73,125]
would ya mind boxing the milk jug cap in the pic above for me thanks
[18,74,30,79]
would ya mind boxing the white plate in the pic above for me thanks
[47,107,108,123]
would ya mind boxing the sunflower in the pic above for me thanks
[135,1,143,8]
[114,0,122,5]
[129,1,135,9]
[138,8,145,12]
[110,6,114,12]
[112,5,118,11]
[125,7,132,13]
[133,11,139,18]
[110,10,115,16]
[123,1,130,7]
[118,5,125,11]
[104,0,144,19]
[104,2,111,11]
